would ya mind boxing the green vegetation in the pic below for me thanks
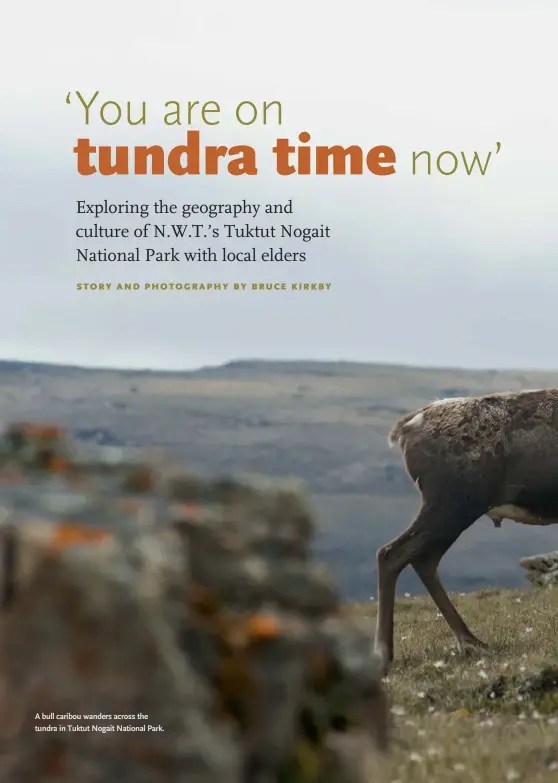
[353,586,558,781]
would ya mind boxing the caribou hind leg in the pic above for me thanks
[411,536,488,655]
[374,501,482,673]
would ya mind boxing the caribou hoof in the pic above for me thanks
[456,636,489,656]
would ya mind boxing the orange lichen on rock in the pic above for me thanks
[121,467,156,493]
[48,524,113,551]
[246,612,281,641]
[9,422,65,442]
[0,420,388,782]
[47,456,70,473]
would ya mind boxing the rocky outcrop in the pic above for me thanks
[519,551,558,587]
[0,422,388,782]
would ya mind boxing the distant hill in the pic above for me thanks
[1,357,557,599]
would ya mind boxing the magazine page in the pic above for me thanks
[1,1,557,780]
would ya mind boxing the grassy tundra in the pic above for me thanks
[353,586,558,782]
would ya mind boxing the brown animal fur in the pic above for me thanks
[375,388,558,673]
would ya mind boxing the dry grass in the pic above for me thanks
[350,586,558,781]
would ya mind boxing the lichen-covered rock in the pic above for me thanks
[519,551,558,587]
[0,422,388,782]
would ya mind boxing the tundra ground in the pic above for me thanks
[352,586,558,782]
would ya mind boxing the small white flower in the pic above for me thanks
[479,670,488,679]
[404,592,411,598]
[524,626,533,633]
[409,752,423,763]
[547,717,558,725]
[549,761,558,771]
[505,770,520,781]
[519,666,526,672]
[515,598,522,603]
[417,691,426,699]
[433,660,446,669]
[391,705,406,716]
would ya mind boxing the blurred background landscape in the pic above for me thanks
[2,357,557,600]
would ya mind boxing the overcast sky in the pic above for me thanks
[1,0,557,371]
